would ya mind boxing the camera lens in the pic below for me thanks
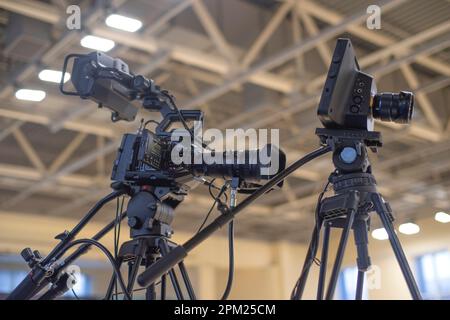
[372,91,414,124]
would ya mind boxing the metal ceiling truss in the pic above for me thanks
[0,0,449,240]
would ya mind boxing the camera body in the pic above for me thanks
[111,129,171,184]
[318,38,413,131]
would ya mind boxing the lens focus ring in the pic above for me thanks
[372,91,414,124]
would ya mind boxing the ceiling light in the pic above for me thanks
[399,222,420,235]
[80,35,115,52]
[371,228,388,240]
[105,14,142,32]
[38,69,70,83]
[435,211,450,223]
[15,89,46,102]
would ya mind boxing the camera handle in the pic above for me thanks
[142,95,203,136]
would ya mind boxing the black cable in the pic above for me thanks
[112,196,125,300]
[196,183,228,234]
[113,198,120,300]
[161,91,192,135]
[220,220,234,300]
[59,239,132,300]
[196,198,219,234]
[71,288,80,300]
[202,179,235,300]
[290,180,330,300]
[112,280,162,298]
[117,197,124,247]
[144,119,160,129]
[208,179,228,203]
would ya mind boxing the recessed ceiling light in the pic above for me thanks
[105,14,142,32]
[39,69,70,83]
[435,211,450,223]
[80,35,115,52]
[15,89,46,102]
[399,222,420,235]
[371,227,389,240]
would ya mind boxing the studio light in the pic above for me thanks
[105,14,142,32]
[15,89,46,102]
[80,35,115,52]
[399,222,420,235]
[39,69,70,83]
[371,228,389,240]
[435,211,450,223]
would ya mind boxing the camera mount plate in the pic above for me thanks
[315,128,382,151]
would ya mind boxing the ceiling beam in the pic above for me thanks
[11,127,46,173]
[0,106,119,138]
[0,0,128,99]
[145,0,194,36]
[304,19,450,93]
[301,0,450,77]
[400,65,442,130]
[0,120,24,142]
[241,0,294,68]
[48,132,88,173]
[0,0,60,24]
[0,163,105,188]
[92,26,295,93]
[1,140,119,208]
[181,0,406,108]
[192,0,236,63]
[298,9,331,66]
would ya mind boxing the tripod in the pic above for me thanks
[7,182,197,300]
[104,190,196,300]
[292,128,422,300]
[105,232,196,300]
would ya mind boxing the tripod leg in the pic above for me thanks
[168,269,184,300]
[179,261,197,300]
[371,193,422,300]
[160,274,167,300]
[105,257,123,300]
[105,273,116,300]
[325,204,357,300]
[292,220,323,299]
[317,221,331,300]
[353,215,371,300]
[126,239,146,299]
[160,240,185,300]
[146,282,156,300]
[355,270,365,300]
[145,251,158,300]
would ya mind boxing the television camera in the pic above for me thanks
[7,51,285,300]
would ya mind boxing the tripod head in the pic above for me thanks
[315,127,381,174]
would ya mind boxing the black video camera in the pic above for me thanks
[318,38,414,131]
[60,52,286,193]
